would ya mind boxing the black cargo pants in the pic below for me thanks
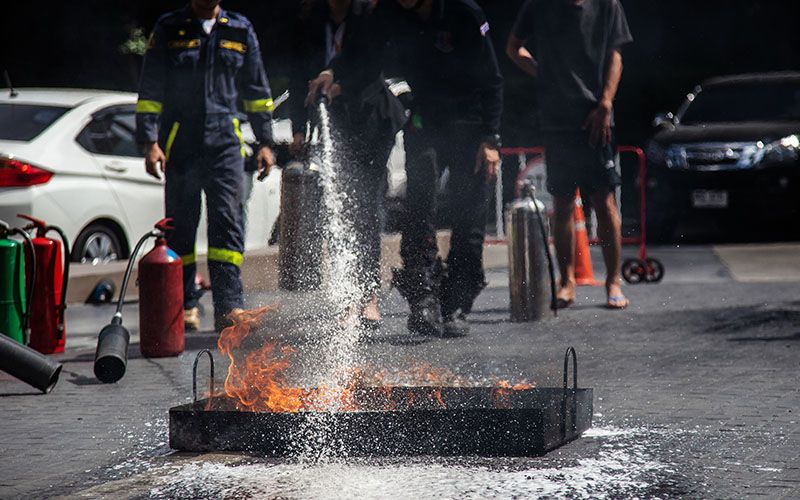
[400,115,490,314]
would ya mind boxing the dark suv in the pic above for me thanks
[646,72,800,241]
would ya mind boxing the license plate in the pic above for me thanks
[692,189,729,208]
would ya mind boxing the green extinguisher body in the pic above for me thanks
[0,237,27,343]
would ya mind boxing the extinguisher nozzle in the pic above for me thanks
[93,322,130,383]
[0,334,63,393]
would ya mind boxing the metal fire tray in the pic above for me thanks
[169,348,592,457]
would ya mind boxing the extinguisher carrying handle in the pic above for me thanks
[17,214,47,233]
[12,227,36,344]
[153,218,175,236]
[45,225,70,339]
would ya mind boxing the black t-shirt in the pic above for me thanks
[513,0,632,131]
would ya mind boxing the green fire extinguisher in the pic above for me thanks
[0,220,35,344]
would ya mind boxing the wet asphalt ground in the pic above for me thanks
[1,244,798,499]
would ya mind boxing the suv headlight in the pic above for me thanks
[754,134,800,167]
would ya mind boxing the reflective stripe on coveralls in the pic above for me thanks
[165,122,180,162]
[232,118,246,158]
[208,247,243,267]
[180,248,197,266]
[243,98,275,113]
[136,100,163,114]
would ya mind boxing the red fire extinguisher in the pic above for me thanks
[93,218,183,384]
[138,218,184,358]
[17,214,69,355]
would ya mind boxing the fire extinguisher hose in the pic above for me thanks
[13,228,36,343]
[46,225,70,337]
[114,231,158,318]
[528,185,558,317]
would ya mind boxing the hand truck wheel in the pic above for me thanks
[644,257,664,283]
[622,258,647,284]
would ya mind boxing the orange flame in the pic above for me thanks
[216,306,535,412]
[217,305,361,412]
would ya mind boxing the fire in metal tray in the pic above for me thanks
[170,305,592,457]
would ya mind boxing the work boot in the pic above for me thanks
[214,308,245,333]
[184,307,201,331]
[442,312,470,337]
[441,271,487,318]
[392,262,444,337]
[408,294,443,337]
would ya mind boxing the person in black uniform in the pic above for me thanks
[309,0,503,337]
[290,0,406,328]
[136,0,275,332]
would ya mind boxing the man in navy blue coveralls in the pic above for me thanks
[136,0,275,332]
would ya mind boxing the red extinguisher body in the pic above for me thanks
[18,214,69,355]
[138,237,184,357]
[27,235,65,354]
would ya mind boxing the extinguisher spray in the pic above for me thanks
[94,218,184,384]
[17,214,70,355]
[0,220,36,344]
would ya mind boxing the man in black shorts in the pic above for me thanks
[506,0,632,309]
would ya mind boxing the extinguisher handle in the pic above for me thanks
[45,225,71,334]
[154,218,175,234]
[12,227,36,344]
[17,213,47,231]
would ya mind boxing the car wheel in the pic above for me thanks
[73,223,123,264]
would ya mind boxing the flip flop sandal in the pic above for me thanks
[606,295,629,310]
[555,298,575,309]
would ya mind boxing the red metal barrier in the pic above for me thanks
[500,145,649,261]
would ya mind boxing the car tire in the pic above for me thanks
[72,223,123,264]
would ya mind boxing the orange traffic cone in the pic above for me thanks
[574,190,600,286]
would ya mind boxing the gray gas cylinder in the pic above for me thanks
[506,186,553,322]
[278,160,323,291]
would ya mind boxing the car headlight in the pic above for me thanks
[753,134,800,167]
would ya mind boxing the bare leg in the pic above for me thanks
[361,293,381,322]
[589,188,628,308]
[553,194,577,304]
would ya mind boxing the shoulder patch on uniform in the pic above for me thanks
[168,39,200,49]
[479,21,490,37]
[220,40,247,54]
[219,10,250,29]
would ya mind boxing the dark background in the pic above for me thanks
[3,1,800,148]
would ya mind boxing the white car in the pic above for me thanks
[0,88,285,264]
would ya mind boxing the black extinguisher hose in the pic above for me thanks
[528,185,558,317]
[46,225,70,338]
[13,228,36,343]
[115,230,159,317]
